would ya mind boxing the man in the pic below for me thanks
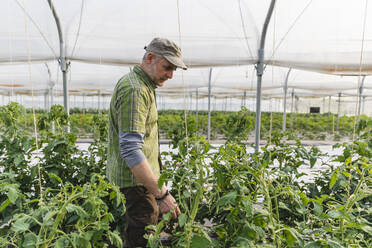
[107,38,187,247]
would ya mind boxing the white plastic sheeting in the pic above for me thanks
[0,0,371,100]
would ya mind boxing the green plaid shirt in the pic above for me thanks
[107,65,160,188]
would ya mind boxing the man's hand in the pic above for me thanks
[158,193,181,219]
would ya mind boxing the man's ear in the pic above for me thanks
[146,52,155,64]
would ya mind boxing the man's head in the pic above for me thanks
[140,38,187,87]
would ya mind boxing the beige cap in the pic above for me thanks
[144,38,187,70]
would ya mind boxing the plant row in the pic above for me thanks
[0,102,371,247]
[0,103,125,247]
[148,120,372,247]
[4,106,370,141]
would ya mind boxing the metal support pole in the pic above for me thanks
[244,91,247,107]
[50,86,54,109]
[322,97,325,114]
[290,89,295,113]
[98,90,101,113]
[48,0,70,127]
[254,0,276,152]
[290,89,295,129]
[44,91,48,111]
[45,63,54,112]
[295,96,299,113]
[337,93,341,130]
[195,88,199,125]
[241,91,246,108]
[362,96,366,115]
[207,68,212,142]
[83,93,86,114]
[190,92,193,111]
[282,68,291,131]
[328,96,331,114]
[214,96,217,111]
[357,76,366,123]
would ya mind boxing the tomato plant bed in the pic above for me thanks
[0,103,370,247]
[149,123,371,247]
[0,103,125,247]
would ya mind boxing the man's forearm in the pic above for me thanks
[130,159,166,198]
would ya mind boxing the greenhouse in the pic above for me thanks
[0,0,371,247]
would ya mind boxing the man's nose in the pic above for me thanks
[167,70,173,79]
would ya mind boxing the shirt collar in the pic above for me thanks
[133,65,157,90]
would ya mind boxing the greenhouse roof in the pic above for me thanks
[0,0,371,98]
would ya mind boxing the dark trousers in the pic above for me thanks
[121,186,159,248]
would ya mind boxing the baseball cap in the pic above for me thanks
[144,38,187,70]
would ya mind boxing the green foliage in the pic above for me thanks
[2,174,125,248]
[148,123,371,247]
[0,103,371,247]
[0,103,126,247]
[6,105,370,141]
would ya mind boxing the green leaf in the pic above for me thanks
[328,210,343,219]
[109,191,116,200]
[7,185,19,203]
[190,234,211,248]
[345,156,352,165]
[83,231,94,240]
[313,202,323,216]
[310,157,316,167]
[22,232,37,248]
[66,203,88,218]
[279,202,291,212]
[48,173,63,184]
[55,237,69,248]
[283,228,300,246]
[243,198,253,216]
[360,224,372,234]
[0,199,11,213]
[108,230,122,248]
[157,174,167,190]
[217,191,237,207]
[243,222,265,239]
[74,235,91,248]
[12,216,30,233]
[329,172,338,189]
[304,241,322,248]
[178,213,187,227]
[342,171,351,178]
[327,239,343,248]
[30,166,38,180]
[162,212,172,222]
[14,154,24,166]
[44,211,57,222]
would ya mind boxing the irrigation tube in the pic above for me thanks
[207,68,213,142]
[47,0,70,118]
[254,0,276,152]
[357,76,366,123]
[282,68,292,131]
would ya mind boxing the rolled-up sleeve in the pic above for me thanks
[119,131,146,168]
